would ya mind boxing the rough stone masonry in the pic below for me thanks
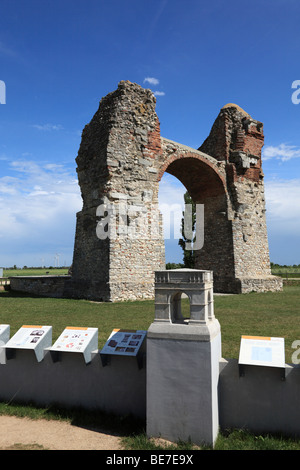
[10,80,282,300]
[66,80,282,301]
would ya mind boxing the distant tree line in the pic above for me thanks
[270,263,300,270]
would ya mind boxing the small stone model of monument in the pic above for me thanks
[146,268,221,446]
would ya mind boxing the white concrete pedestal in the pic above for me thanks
[146,269,221,447]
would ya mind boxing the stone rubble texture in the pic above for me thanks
[66,80,282,301]
[10,80,282,301]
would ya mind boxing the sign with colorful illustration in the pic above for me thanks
[49,326,98,363]
[101,329,146,357]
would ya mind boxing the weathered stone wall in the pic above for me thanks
[68,82,282,299]
[198,103,279,292]
[71,81,165,301]
[10,276,71,298]
[10,81,282,300]
[158,138,236,292]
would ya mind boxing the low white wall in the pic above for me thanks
[219,358,300,437]
[0,348,299,440]
[0,349,146,418]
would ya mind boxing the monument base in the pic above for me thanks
[213,275,283,294]
[146,319,221,447]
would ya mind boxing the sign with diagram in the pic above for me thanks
[101,329,146,357]
[238,335,285,369]
[49,326,98,363]
[4,325,52,362]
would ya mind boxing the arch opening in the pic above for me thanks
[158,173,186,265]
[170,291,191,324]
[158,154,236,287]
[165,157,226,202]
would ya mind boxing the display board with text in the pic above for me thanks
[49,326,98,363]
[238,335,285,369]
[4,325,52,362]
[101,329,146,357]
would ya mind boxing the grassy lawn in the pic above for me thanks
[0,291,154,350]
[0,285,299,361]
[214,286,300,361]
[2,268,69,277]
[0,285,299,450]
[273,271,300,278]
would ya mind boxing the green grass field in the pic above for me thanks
[4,267,300,278]
[2,268,69,277]
[0,285,299,450]
[0,285,299,361]
[272,271,300,278]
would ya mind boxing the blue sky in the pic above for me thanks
[0,0,300,267]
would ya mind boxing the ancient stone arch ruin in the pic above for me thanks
[66,80,282,301]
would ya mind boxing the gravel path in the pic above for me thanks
[0,415,123,450]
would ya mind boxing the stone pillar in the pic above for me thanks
[69,80,165,301]
[66,83,281,302]
[146,269,221,447]
[198,103,282,293]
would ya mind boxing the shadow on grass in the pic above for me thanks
[45,404,146,438]
[0,289,51,299]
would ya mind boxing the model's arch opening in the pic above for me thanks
[170,291,191,324]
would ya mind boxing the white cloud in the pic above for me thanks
[264,178,300,238]
[143,78,165,96]
[0,176,20,195]
[159,174,185,239]
[263,143,300,162]
[32,124,64,131]
[0,159,82,265]
[3,157,297,267]
[144,77,159,85]
[159,172,300,258]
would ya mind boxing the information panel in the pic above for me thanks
[49,326,98,363]
[5,325,52,362]
[238,335,285,368]
[101,329,146,357]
